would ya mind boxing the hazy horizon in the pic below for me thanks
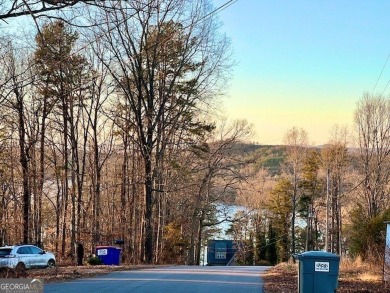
[216,0,390,145]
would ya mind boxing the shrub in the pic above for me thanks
[87,255,102,265]
[346,205,390,262]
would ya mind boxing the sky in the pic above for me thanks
[2,1,390,146]
[214,0,390,145]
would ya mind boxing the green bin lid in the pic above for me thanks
[297,251,340,260]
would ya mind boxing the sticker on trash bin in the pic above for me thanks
[315,261,329,272]
[97,249,108,256]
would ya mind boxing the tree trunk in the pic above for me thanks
[195,216,204,265]
[37,98,48,247]
[17,96,30,244]
[70,108,77,257]
[144,153,153,263]
[325,168,330,252]
[291,172,297,257]
[61,94,69,257]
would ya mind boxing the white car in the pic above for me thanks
[0,245,56,270]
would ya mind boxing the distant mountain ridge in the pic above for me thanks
[236,143,358,176]
[235,143,288,176]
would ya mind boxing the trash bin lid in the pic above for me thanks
[96,245,116,248]
[96,246,122,251]
[297,251,340,260]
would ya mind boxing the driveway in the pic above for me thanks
[44,266,270,293]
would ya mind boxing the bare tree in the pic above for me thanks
[354,93,390,218]
[283,127,308,257]
[92,0,231,263]
[83,47,115,253]
[321,125,349,253]
[300,149,322,251]
[0,1,111,21]
[1,42,35,244]
[177,119,254,265]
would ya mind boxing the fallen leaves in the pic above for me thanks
[263,262,390,293]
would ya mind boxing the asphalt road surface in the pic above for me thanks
[44,266,270,293]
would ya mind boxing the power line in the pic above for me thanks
[76,0,239,57]
[197,0,238,24]
[8,0,239,54]
[2,1,239,93]
[382,78,390,96]
[372,53,390,94]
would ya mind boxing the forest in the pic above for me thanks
[0,0,389,266]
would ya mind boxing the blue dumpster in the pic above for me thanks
[297,251,340,293]
[96,246,122,265]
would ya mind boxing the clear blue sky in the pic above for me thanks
[215,0,390,145]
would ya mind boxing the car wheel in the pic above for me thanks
[47,259,55,268]
[15,262,26,274]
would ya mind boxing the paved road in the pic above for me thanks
[44,266,270,293]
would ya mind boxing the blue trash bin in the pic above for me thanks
[96,246,122,265]
[297,251,340,293]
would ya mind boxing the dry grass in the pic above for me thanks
[339,257,383,283]
[263,257,390,293]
